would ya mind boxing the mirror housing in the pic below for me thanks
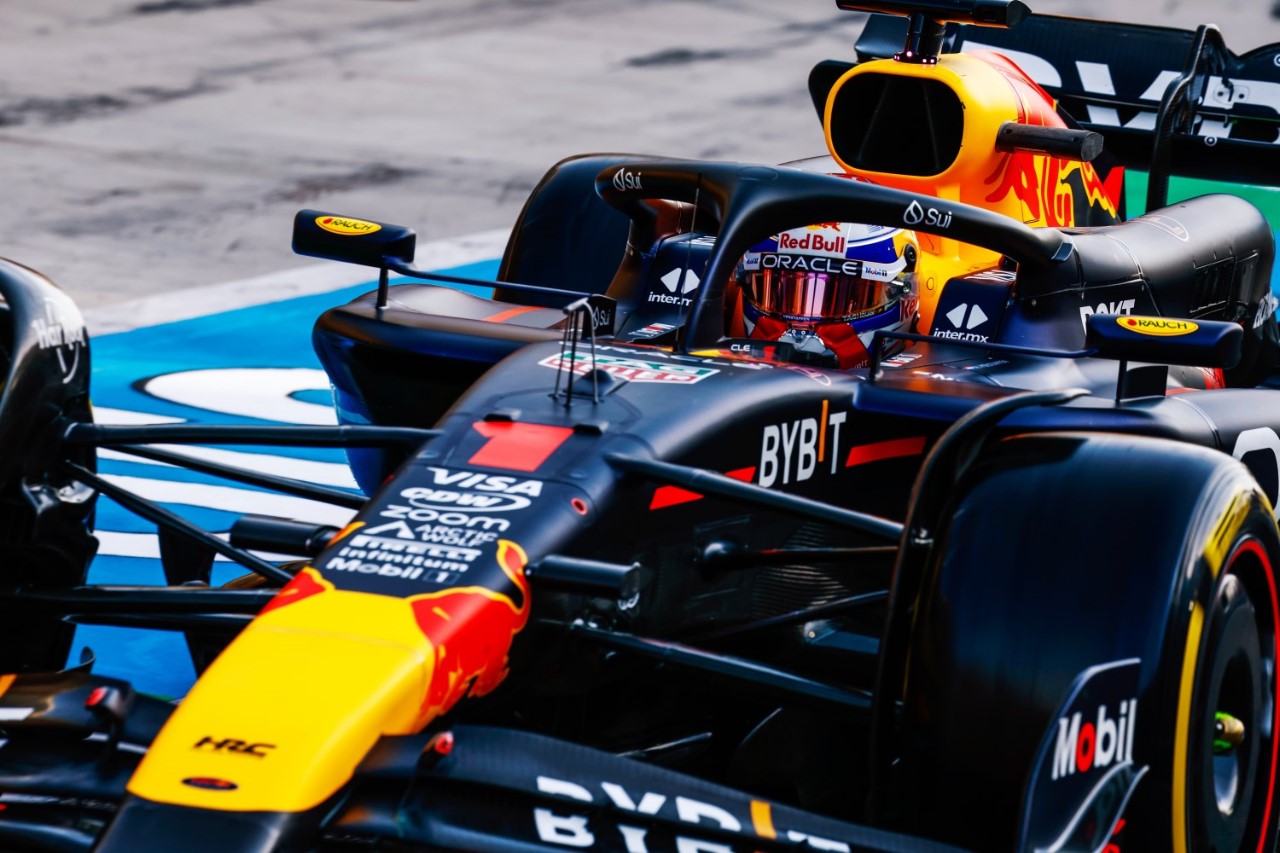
[1085,314,1242,368]
[292,210,416,269]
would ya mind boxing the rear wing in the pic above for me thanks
[843,13,1280,208]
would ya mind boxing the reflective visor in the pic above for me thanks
[743,268,900,324]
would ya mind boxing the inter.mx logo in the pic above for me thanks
[648,268,700,307]
[934,302,990,342]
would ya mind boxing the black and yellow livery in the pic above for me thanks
[5,2,1280,851]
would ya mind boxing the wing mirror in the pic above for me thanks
[292,210,416,269]
[1085,314,1242,368]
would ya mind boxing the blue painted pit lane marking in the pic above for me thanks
[77,260,499,698]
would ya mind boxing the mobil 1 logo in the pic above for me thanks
[1021,658,1145,853]
[320,532,481,586]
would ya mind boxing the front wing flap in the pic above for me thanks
[332,724,970,852]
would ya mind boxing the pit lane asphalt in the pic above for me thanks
[3,0,1280,313]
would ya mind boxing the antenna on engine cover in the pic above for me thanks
[552,298,602,405]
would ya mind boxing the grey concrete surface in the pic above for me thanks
[3,0,1280,309]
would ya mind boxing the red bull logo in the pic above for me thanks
[409,539,532,720]
[983,152,1121,227]
[777,230,846,254]
[975,51,1122,228]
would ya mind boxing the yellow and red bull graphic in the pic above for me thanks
[408,539,531,719]
[984,153,1122,228]
[258,563,333,615]
[823,50,1124,334]
[977,50,1122,228]
[127,519,537,813]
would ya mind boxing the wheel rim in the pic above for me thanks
[1190,539,1280,853]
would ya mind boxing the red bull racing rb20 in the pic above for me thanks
[7,1,1280,850]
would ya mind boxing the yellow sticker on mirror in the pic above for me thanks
[315,216,381,236]
[1117,316,1198,337]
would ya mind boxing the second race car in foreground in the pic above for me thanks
[4,1,1280,851]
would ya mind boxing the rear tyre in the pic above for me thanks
[890,433,1280,852]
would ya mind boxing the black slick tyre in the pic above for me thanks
[889,432,1280,852]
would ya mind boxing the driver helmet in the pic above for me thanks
[735,221,919,369]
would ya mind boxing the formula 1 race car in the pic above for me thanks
[6,1,1280,851]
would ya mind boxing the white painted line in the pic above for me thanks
[100,474,355,528]
[92,407,184,426]
[82,229,510,335]
[141,368,338,426]
[98,445,358,489]
[95,530,300,563]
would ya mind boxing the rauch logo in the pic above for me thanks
[1120,317,1198,337]
[315,215,381,236]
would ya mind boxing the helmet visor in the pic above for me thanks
[741,255,911,324]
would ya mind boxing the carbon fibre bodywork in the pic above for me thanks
[7,2,1280,851]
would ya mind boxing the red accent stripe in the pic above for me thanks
[1236,537,1280,853]
[470,422,573,473]
[845,436,926,468]
[649,466,756,510]
[483,305,542,324]
[649,485,700,510]
[260,568,326,615]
